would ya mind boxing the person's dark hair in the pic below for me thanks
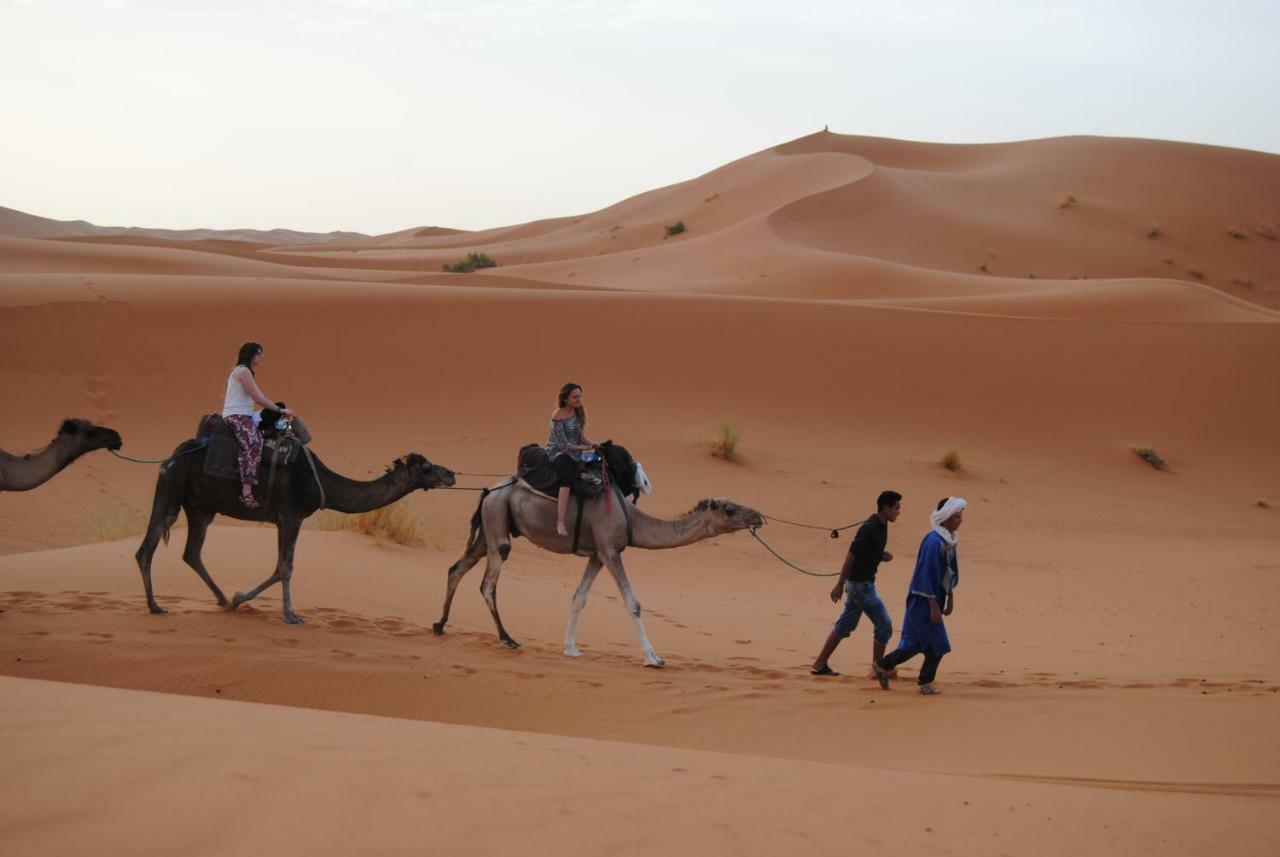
[558,382,587,428]
[937,498,949,511]
[876,490,902,511]
[237,342,263,375]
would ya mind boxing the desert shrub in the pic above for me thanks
[711,421,739,461]
[1226,226,1247,240]
[1189,268,1205,280]
[1134,447,1166,471]
[310,497,425,546]
[443,252,498,273]
[1255,223,1277,241]
[1147,223,1161,238]
[665,221,686,237]
[940,449,962,472]
[91,505,153,542]
[1058,194,1078,209]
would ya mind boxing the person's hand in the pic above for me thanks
[930,603,943,624]
[281,407,294,418]
[830,584,843,603]
[943,595,954,616]
[882,550,893,562]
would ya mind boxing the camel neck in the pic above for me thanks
[0,434,85,492]
[627,505,715,550]
[317,465,415,514]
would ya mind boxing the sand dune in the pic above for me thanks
[2,131,1279,854]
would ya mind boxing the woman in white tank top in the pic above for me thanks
[223,342,294,509]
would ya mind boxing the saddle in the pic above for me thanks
[515,443,604,498]
[196,412,311,484]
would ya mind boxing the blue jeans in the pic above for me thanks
[833,580,893,644]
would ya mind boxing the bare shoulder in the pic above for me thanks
[231,365,249,380]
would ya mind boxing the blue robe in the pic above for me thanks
[896,530,959,656]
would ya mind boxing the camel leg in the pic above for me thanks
[563,555,603,657]
[601,551,664,667]
[135,504,180,615]
[479,549,519,649]
[276,518,305,625]
[180,506,228,607]
[433,538,487,634]
[229,522,286,612]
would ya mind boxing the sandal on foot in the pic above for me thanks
[809,665,840,677]
[239,494,261,510]
[918,683,941,695]
[872,659,892,690]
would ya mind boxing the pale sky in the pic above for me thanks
[2,0,1277,235]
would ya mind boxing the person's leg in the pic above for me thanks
[863,583,894,669]
[553,455,576,537]
[812,583,860,675]
[918,650,944,688]
[556,486,570,536]
[228,415,262,507]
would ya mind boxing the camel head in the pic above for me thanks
[387,453,456,490]
[59,418,122,452]
[694,498,764,533]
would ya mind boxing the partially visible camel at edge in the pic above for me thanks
[0,419,122,492]
[136,440,455,624]
[434,447,764,667]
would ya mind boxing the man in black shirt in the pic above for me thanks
[810,490,902,677]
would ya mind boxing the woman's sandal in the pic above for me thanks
[809,665,841,677]
[239,493,262,510]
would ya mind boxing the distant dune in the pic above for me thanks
[0,204,369,244]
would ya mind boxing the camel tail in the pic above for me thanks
[463,488,490,555]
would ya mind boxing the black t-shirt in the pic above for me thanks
[847,514,888,583]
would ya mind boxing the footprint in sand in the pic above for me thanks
[449,664,478,676]
[19,631,50,638]
[330,649,356,659]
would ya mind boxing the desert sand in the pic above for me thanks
[2,132,1279,855]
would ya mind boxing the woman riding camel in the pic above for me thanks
[223,342,293,510]
[546,382,597,536]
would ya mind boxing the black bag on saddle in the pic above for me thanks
[196,411,309,484]
[516,443,604,498]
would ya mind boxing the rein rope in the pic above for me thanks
[109,443,206,466]
[747,527,840,577]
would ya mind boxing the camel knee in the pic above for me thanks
[498,541,511,560]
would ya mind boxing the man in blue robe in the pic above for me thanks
[874,497,966,695]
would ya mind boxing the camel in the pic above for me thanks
[433,445,764,667]
[136,439,455,624]
[0,419,123,492]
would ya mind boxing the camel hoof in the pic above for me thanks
[228,593,247,611]
[148,605,168,615]
[283,613,306,625]
[563,647,583,658]
[644,658,666,669]
[501,639,521,650]
[431,623,445,635]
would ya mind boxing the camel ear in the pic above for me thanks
[60,419,80,435]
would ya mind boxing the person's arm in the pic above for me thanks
[942,592,954,616]
[929,597,944,623]
[830,551,855,603]
[235,367,292,415]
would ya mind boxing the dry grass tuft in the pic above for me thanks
[1147,222,1161,238]
[1226,226,1247,240]
[1189,268,1205,280]
[1058,193,1078,209]
[91,505,174,542]
[710,421,740,461]
[310,498,426,547]
[940,449,962,472]
[1255,223,1277,241]
[1134,447,1166,471]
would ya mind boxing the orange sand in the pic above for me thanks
[2,133,1278,855]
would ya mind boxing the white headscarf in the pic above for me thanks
[930,497,967,545]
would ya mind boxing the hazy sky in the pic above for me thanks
[3,0,1277,234]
